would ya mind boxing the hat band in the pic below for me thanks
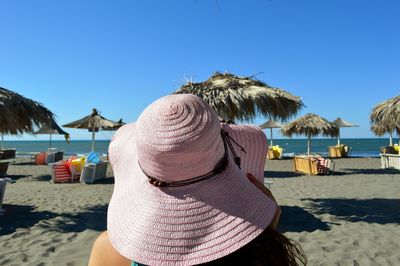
[139,130,245,187]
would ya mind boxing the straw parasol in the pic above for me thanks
[371,123,391,145]
[174,72,304,122]
[370,95,400,146]
[332,117,358,146]
[102,118,125,131]
[259,120,283,147]
[0,87,54,148]
[34,118,70,149]
[63,109,123,152]
[281,113,338,155]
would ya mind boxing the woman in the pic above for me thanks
[89,94,306,265]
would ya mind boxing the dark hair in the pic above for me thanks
[203,226,307,266]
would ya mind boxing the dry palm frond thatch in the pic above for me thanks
[371,123,399,146]
[63,109,123,152]
[35,118,70,148]
[259,120,283,147]
[281,113,338,154]
[259,120,283,129]
[174,72,304,122]
[332,117,358,145]
[370,95,400,138]
[0,87,54,135]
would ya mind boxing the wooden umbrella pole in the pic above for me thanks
[270,128,273,147]
[307,134,311,155]
[91,127,96,152]
[389,131,393,146]
[337,128,341,146]
[49,133,52,149]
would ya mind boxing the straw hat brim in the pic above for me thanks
[107,123,277,265]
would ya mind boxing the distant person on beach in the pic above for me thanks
[88,94,306,266]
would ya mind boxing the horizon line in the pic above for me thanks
[2,137,398,141]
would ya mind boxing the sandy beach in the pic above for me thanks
[1,157,399,265]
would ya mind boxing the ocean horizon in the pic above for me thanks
[2,137,398,158]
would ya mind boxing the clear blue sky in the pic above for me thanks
[1,0,399,140]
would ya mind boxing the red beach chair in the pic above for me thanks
[35,152,47,165]
[49,161,77,183]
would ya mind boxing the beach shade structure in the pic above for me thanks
[281,113,338,155]
[0,87,54,149]
[34,118,70,149]
[332,117,358,145]
[173,72,304,122]
[63,109,123,152]
[370,95,400,146]
[259,120,283,147]
[371,122,399,146]
[102,118,125,131]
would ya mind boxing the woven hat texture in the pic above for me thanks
[107,94,277,265]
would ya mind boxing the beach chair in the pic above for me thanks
[343,145,352,157]
[381,146,398,155]
[0,149,16,159]
[29,152,40,163]
[294,155,334,175]
[80,161,108,184]
[328,145,350,158]
[54,151,64,162]
[380,153,400,170]
[49,161,80,183]
[46,148,64,163]
[267,146,284,160]
[314,157,335,175]
[35,150,65,165]
[35,152,47,165]
[0,177,15,215]
[294,155,318,175]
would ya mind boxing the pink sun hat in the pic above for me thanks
[107,94,277,265]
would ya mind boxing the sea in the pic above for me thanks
[2,138,399,158]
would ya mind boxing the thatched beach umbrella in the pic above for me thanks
[371,122,399,146]
[102,118,125,131]
[370,95,400,146]
[174,72,304,122]
[63,109,123,152]
[332,117,358,146]
[0,87,54,148]
[281,113,338,155]
[34,118,70,149]
[259,120,282,147]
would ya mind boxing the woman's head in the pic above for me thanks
[107,94,277,265]
[135,94,224,182]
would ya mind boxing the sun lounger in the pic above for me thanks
[328,145,351,158]
[35,150,65,165]
[294,155,335,175]
[267,146,284,160]
[380,153,400,170]
[80,161,108,184]
[35,152,47,165]
[380,146,398,155]
[0,149,17,176]
[0,177,15,215]
[0,149,16,159]
[0,161,10,177]
[49,158,108,184]
[49,161,80,183]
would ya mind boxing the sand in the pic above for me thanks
[1,157,399,265]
